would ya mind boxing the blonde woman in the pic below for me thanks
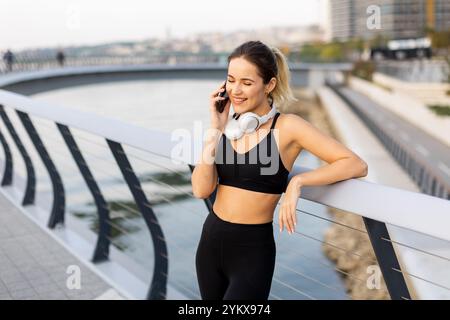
[191,40,368,300]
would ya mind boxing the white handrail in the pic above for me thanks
[0,63,352,87]
[1,88,449,243]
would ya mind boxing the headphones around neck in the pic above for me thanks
[224,102,277,140]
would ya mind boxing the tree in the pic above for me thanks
[369,34,390,48]
[320,43,344,62]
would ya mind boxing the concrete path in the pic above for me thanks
[0,193,119,300]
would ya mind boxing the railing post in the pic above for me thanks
[57,123,111,263]
[107,139,168,300]
[0,128,13,186]
[16,111,65,228]
[362,218,411,300]
[0,105,36,205]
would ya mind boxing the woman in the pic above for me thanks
[191,40,368,300]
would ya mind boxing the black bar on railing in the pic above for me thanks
[0,105,36,205]
[0,128,13,186]
[16,111,65,228]
[57,123,111,262]
[107,139,168,300]
[362,218,411,300]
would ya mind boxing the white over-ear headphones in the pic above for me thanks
[224,103,277,140]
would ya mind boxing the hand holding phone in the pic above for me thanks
[215,81,229,113]
[209,81,231,131]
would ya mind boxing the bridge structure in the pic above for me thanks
[0,62,449,300]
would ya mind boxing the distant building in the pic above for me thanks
[330,0,450,41]
[432,0,450,31]
[330,0,355,41]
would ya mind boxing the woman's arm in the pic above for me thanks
[279,114,368,234]
[191,81,232,199]
[191,128,222,199]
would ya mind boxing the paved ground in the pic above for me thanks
[0,193,115,300]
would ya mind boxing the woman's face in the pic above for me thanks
[226,57,275,114]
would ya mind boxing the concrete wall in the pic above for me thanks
[373,72,450,106]
[349,76,450,148]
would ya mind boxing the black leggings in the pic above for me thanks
[195,208,276,300]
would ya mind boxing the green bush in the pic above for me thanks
[351,60,375,81]
[320,43,344,62]
[428,105,450,117]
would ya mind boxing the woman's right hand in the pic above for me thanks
[209,81,231,132]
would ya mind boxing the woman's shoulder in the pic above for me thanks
[276,113,312,148]
[277,112,310,130]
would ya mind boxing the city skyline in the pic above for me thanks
[1,0,329,50]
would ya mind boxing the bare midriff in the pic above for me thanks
[212,184,282,224]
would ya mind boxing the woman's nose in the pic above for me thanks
[231,84,243,94]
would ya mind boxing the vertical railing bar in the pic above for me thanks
[56,123,111,263]
[15,111,65,228]
[363,217,411,300]
[0,105,36,205]
[107,139,168,300]
[0,128,13,186]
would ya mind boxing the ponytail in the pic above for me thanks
[270,46,298,111]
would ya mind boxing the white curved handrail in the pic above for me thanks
[0,63,352,88]
[0,88,449,243]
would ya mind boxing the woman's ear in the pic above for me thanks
[265,77,277,94]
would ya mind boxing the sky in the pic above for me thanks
[0,0,328,50]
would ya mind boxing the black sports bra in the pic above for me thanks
[215,112,290,194]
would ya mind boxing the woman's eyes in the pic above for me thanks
[227,80,251,86]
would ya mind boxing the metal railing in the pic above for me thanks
[0,52,353,77]
[0,53,227,74]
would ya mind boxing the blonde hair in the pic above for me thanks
[270,46,298,110]
[228,41,298,111]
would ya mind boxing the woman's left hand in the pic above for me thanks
[279,176,303,234]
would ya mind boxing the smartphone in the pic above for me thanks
[215,81,229,113]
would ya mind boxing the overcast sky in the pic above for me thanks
[1,0,328,50]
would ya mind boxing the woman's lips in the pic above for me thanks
[233,98,247,105]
